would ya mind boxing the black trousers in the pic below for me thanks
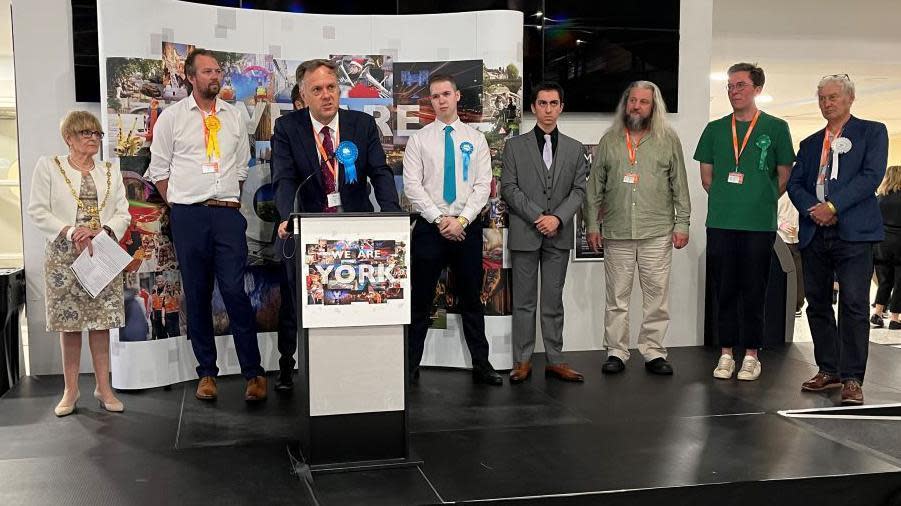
[707,228,776,350]
[408,217,490,370]
[803,227,872,382]
[278,259,298,371]
[874,230,901,313]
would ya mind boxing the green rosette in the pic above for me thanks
[755,134,772,171]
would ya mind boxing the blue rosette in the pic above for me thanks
[460,141,474,182]
[336,141,359,184]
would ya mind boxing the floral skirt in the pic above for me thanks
[44,236,124,332]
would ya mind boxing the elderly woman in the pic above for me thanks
[27,111,132,416]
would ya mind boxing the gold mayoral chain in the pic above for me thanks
[53,156,112,231]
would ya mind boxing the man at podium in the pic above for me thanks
[271,58,401,388]
[402,73,504,386]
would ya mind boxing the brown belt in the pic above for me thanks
[201,199,240,208]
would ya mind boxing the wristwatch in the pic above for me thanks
[433,215,444,225]
[456,216,470,228]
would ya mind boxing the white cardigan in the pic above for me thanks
[27,155,132,243]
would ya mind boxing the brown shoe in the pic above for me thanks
[509,362,532,383]
[841,380,864,405]
[195,376,217,400]
[545,363,584,382]
[245,376,268,402]
[801,372,842,392]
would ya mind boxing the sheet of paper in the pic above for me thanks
[70,232,133,298]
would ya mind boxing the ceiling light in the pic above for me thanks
[756,95,774,103]
[709,72,728,81]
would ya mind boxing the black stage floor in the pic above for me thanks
[2,343,901,505]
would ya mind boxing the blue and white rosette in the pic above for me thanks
[460,141,474,182]
[335,141,359,184]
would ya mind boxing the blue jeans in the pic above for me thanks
[801,227,873,383]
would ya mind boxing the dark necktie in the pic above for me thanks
[321,126,337,213]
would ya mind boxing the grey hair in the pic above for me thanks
[817,75,855,99]
[608,80,672,139]
[298,58,338,88]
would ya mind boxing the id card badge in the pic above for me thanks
[623,172,639,184]
[727,171,744,185]
[327,192,342,208]
[201,161,220,174]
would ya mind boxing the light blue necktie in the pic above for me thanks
[443,125,456,204]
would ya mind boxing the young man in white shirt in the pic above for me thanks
[402,74,503,386]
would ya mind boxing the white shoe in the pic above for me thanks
[713,354,735,379]
[737,355,761,381]
[94,389,124,413]
[54,391,80,417]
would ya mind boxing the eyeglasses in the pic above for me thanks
[822,74,850,81]
[727,82,754,92]
[77,130,105,139]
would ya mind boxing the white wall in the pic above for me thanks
[14,0,712,374]
[526,0,713,354]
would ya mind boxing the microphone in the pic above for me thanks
[289,171,316,235]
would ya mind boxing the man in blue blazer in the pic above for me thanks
[271,59,401,386]
[787,74,889,405]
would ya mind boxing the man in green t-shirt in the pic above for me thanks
[693,62,794,382]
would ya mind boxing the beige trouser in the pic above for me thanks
[604,235,672,362]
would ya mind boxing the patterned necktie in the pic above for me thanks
[443,125,456,204]
[320,126,337,213]
[543,134,553,169]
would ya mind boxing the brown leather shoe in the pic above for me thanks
[841,380,864,405]
[195,376,217,400]
[509,362,532,383]
[801,372,842,392]
[245,376,268,402]
[545,363,584,382]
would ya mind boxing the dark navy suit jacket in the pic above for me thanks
[272,107,401,220]
[787,115,889,249]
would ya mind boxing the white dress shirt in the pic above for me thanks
[310,111,341,192]
[402,117,491,223]
[147,94,250,205]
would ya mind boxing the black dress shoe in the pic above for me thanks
[274,369,294,392]
[890,320,901,330]
[645,357,674,375]
[602,356,625,374]
[871,314,884,328]
[472,364,503,386]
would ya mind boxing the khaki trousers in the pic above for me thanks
[604,235,672,362]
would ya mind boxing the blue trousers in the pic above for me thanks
[169,204,264,379]
[801,227,872,383]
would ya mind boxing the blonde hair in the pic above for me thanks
[877,165,901,196]
[59,110,102,142]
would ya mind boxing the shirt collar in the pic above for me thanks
[186,94,222,113]
[311,110,340,135]
[534,125,558,141]
[435,116,463,131]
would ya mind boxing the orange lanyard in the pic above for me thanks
[313,124,340,181]
[625,129,646,167]
[731,110,761,169]
[819,127,843,168]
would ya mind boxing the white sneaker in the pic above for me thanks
[737,355,761,381]
[713,354,735,379]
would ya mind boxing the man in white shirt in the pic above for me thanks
[402,73,503,386]
[147,49,266,402]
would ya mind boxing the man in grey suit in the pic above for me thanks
[501,82,589,383]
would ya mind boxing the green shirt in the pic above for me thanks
[694,111,794,231]
[584,127,691,240]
